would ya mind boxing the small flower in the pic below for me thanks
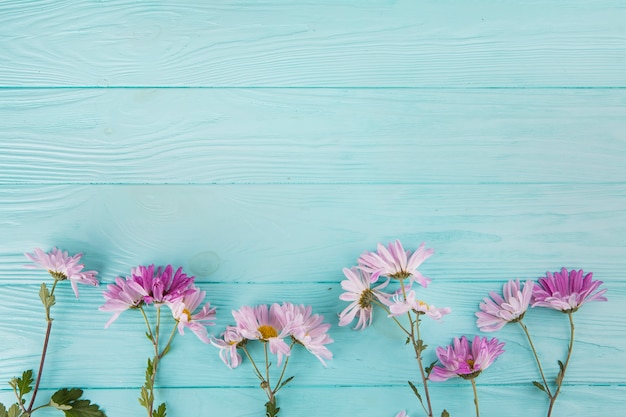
[151,265,196,305]
[429,336,505,382]
[232,304,293,366]
[278,303,333,366]
[169,287,216,343]
[25,247,98,297]
[388,289,451,320]
[358,240,433,287]
[532,268,607,313]
[338,267,390,330]
[100,276,150,327]
[476,279,534,332]
[211,326,244,369]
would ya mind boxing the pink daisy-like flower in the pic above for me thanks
[278,302,333,366]
[211,326,244,369]
[429,335,505,381]
[358,240,434,287]
[100,276,150,327]
[476,279,534,332]
[232,304,293,366]
[532,268,607,313]
[25,247,98,297]
[388,289,451,320]
[168,287,216,344]
[151,265,196,305]
[338,267,390,330]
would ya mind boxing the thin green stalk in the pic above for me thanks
[159,323,178,359]
[242,347,265,382]
[373,299,411,335]
[519,320,552,397]
[546,313,575,417]
[273,342,295,394]
[264,343,272,400]
[411,314,433,417]
[471,378,480,417]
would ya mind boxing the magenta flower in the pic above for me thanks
[358,240,433,287]
[100,276,150,327]
[388,289,451,320]
[476,279,534,332]
[277,303,333,366]
[532,268,607,313]
[430,336,505,381]
[168,287,216,343]
[338,267,390,330]
[25,247,98,297]
[211,326,244,369]
[232,304,293,366]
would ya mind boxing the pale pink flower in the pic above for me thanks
[232,304,293,366]
[476,279,534,332]
[358,240,433,287]
[211,326,244,369]
[169,287,216,343]
[278,303,333,366]
[430,336,505,381]
[100,276,150,327]
[25,247,98,297]
[388,289,451,320]
[338,267,390,330]
[532,268,607,313]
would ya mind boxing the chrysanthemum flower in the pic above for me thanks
[338,267,390,330]
[278,303,333,366]
[150,265,195,305]
[211,326,244,369]
[232,304,293,366]
[100,276,150,327]
[429,335,505,381]
[358,240,433,287]
[25,247,98,297]
[168,287,216,343]
[388,289,451,320]
[532,268,607,313]
[476,279,534,332]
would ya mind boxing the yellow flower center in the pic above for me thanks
[182,308,192,322]
[466,359,475,369]
[258,325,278,339]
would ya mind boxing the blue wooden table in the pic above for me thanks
[1,1,624,416]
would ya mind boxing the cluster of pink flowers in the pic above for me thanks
[100,264,216,343]
[212,302,333,368]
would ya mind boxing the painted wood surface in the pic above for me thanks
[1,1,625,416]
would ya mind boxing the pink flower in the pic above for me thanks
[476,279,534,332]
[211,326,244,369]
[151,265,195,305]
[388,289,451,320]
[232,304,293,366]
[532,268,607,313]
[278,303,333,366]
[395,412,408,417]
[25,247,98,297]
[430,336,505,381]
[168,288,216,344]
[338,267,390,330]
[100,276,150,327]
[358,240,433,287]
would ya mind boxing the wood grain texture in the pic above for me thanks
[1,0,625,87]
[1,184,625,284]
[0,282,622,387]
[2,385,625,417]
[1,88,625,185]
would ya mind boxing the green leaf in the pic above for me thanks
[425,360,438,376]
[152,403,166,417]
[441,410,450,417]
[0,403,7,417]
[9,370,34,400]
[51,388,83,410]
[405,336,411,345]
[138,386,151,409]
[407,380,423,405]
[556,360,565,385]
[532,381,547,393]
[61,399,106,417]
[39,283,56,311]
[6,404,20,417]
[278,376,294,390]
[415,339,428,353]
[265,400,280,417]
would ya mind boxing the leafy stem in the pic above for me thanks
[546,312,575,417]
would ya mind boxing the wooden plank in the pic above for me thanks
[1,89,625,184]
[1,385,624,417]
[1,184,625,284]
[0,281,622,388]
[1,1,625,87]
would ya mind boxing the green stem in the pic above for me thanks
[519,320,553,398]
[140,306,155,343]
[273,342,295,394]
[27,279,59,413]
[264,343,271,399]
[373,299,411,336]
[546,312,575,417]
[242,346,265,382]
[159,323,178,359]
[411,314,433,417]
[471,378,480,417]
